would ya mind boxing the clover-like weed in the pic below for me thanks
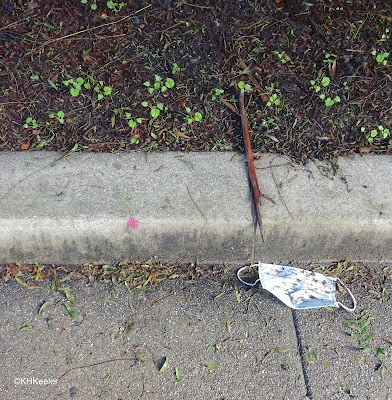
[184,107,202,124]
[272,50,291,64]
[49,111,65,124]
[81,0,97,10]
[141,101,166,119]
[362,125,390,143]
[23,117,38,129]
[107,1,125,13]
[63,77,112,100]
[211,88,224,101]
[143,75,175,94]
[310,77,340,107]
[238,81,252,93]
[125,113,142,128]
[371,50,390,66]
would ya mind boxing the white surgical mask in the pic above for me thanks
[237,263,356,311]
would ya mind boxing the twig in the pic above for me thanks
[185,184,207,222]
[1,154,67,201]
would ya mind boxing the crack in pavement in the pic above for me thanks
[291,309,314,399]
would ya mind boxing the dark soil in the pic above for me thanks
[1,0,391,161]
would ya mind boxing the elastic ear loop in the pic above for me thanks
[335,278,357,311]
[237,265,260,287]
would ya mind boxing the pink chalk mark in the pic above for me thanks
[127,217,139,229]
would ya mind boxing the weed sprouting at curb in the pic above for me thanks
[125,113,142,129]
[184,107,202,124]
[265,84,281,107]
[361,125,390,144]
[272,50,291,64]
[49,111,65,125]
[23,117,38,129]
[81,0,125,13]
[238,81,252,93]
[107,1,125,13]
[310,77,341,107]
[143,75,175,94]
[62,77,112,101]
[371,50,390,66]
[211,88,224,101]
[81,0,97,10]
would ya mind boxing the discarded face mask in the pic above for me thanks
[237,263,356,311]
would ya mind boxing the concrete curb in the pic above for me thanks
[0,152,391,265]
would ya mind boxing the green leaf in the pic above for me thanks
[143,81,150,87]
[124,281,131,294]
[136,118,142,124]
[58,287,76,304]
[151,108,160,118]
[370,129,378,137]
[175,368,182,383]
[157,103,164,110]
[206,364,221,370]
[76,77,84,85]
[57,111,65,118]
[128,120,137,128]
[141,101,148,107]
[70,143,79,152]
[362,347,372,353]
[154,82,160,89]
[103,86,112,95]
[15,276,29,288]
[159,357,169,372]
[325,97,335,107]
[38,301,52,316]
[166,78,175,88]
[49,113,55,118]
[361,332,375,344]
[102,299,117,304]
[194,112,202,121]
[307,346,314,363]
[64,303,77,318]
[226,319,231,333]
[376,347,387,357]
[206,344,214,352]
[84,82,91,89]
[155,75,162,82]
[321,77,330,86]
[97,93,104,101]
[70,88,79,97]
[91,3,97,10]
[48,79,59,90]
